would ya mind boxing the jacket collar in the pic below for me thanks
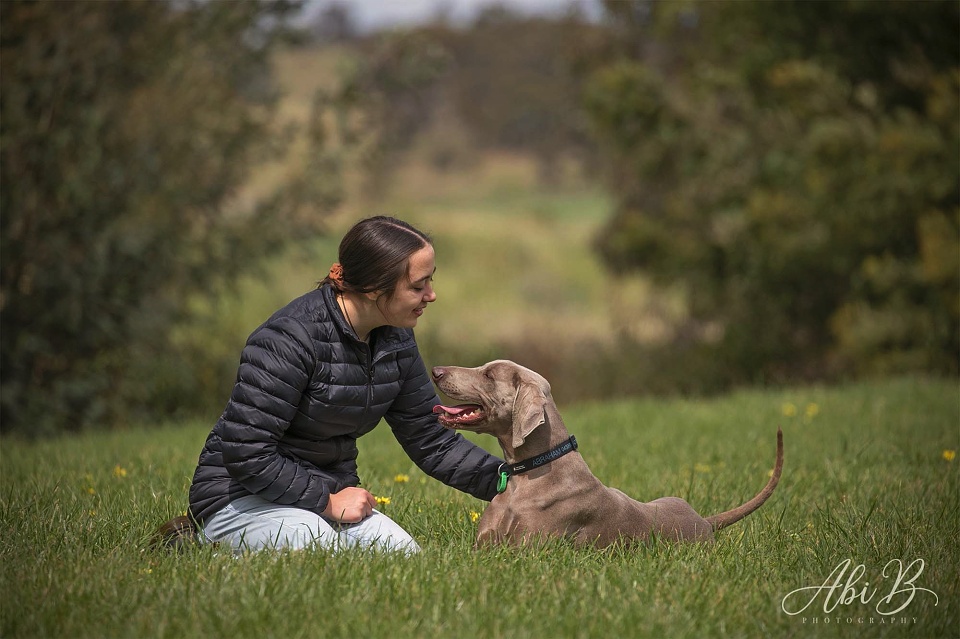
[320,284,417,360]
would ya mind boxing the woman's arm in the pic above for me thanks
[385,348,504,501]
[218,316,344,514]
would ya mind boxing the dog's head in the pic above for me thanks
[431,360,551,449]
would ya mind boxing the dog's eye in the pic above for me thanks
[483,370,494,380]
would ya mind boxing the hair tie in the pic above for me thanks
[328,262,344,288]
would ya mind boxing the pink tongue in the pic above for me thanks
[433,404,474,416]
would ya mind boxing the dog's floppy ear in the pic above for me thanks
[513,382,546,449]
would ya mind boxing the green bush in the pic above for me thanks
[0,0,340,435]
[586,0,959,385]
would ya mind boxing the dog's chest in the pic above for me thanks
[479,486,586,538]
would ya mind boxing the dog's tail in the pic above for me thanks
[705,428,783,532]
[150,515,199,550]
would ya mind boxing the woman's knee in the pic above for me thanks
[202,498,421,554]
[341,510,421,554]
[202,496,337,553]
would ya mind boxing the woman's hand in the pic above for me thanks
[322,487,377,523]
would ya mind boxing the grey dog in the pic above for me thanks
[432,360,783,548]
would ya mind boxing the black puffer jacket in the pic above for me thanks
[189,284,502,524]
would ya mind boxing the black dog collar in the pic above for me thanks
[496,435,578,493]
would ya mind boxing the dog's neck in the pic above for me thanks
[500,400,572,464]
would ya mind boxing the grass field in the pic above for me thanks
[2,376,957,638]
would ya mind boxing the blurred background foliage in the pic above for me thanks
[587,0,959,384]
[1,0,956,436]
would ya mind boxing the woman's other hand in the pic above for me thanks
[322,487,377,523]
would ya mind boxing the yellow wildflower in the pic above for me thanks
[694,463,711,474]
[393,474,410,483]
[944,450,956,462]
[470,511,481,523]
[375,496,391,507]
[781,402,797,417]
[82,473,96,495]
[804,403,820,419]
[113,465,128,478]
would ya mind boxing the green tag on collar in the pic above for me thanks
[497,470,509,493]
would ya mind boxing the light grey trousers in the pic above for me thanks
[202,495,421,555]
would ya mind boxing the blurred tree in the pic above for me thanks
[1,0,342,435]
[587,0,958,383]
[308,1,358,44]
[325,7,605,191]
[331,29,452,196]
[441,7,601,184]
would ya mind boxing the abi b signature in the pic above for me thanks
[781,558,939,617]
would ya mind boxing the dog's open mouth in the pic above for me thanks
[433,404,485,427]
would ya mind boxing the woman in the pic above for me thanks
[187,216,503,553]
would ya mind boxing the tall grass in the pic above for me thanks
[2,376,957,638]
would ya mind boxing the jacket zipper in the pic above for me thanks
[357,336,408,422]
[359,342,374,422]
[365,354,374,409]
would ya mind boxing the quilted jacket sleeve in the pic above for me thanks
[218,316,340,514]
[385,349,503,501]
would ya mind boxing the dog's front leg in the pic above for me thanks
[474,497,517,548]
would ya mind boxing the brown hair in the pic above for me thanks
[321,216,432,300]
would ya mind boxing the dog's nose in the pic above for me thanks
[432,367,445,380]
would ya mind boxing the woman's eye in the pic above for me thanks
[414,279,434,292]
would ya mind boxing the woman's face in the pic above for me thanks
[378,244,437,328]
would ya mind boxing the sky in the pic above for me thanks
[302,0,605,32]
